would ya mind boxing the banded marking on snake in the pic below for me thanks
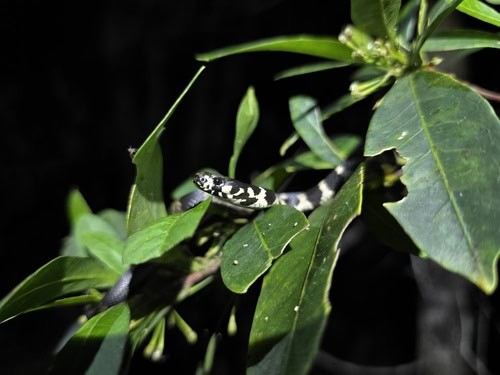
[190,159,359,212]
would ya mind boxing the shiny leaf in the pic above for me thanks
[247,166,364,375]
[67,189,92,227]
[415,0,464,53]
[51,304,130,375]
[123,199,211,265]
[351,0,401,38]
[274,61,350,80]
[126,67,205,235]
[455,0,500,27]
[365,70,500,294]
[289,96,343,166]
[229,86,260,178]
[423,29,500,51]
[0,257,118,323]
[80,232,127,274]
[254,135,361,190]
[221,205,309,294]
[196,35,353,62]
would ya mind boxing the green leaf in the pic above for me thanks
[62,190,95,257]
[274,61,350,81]
[455,0,500,27]
[247,166,364,375]
[62,213,122,258]
[350,0,401,39]
[81,232,127,274]
[228,87,260,178]
[28,294,103,313]
[221,205,309,294]
[123,199,211,265]
[196,35,353,62]
[126,67,205,235]
[423,29,500,51]
[67,189,92,227]
[253,135,362,190]
[290,96,343,166]
[397,0,419,45]
[98,209,128,240]
[362,191,421,256]
[171,178,198,201]
[279,94,365,156]
[364,70,500,294]
[51,304,130,375]
[414,0,464,54]
[321,93,365,121]
[0,257,119,323]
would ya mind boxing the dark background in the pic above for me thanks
[1,1,499,374]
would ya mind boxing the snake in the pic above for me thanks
[172,159,360,213]
[89,159,360,316]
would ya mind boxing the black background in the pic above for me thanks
[1,1,499,374]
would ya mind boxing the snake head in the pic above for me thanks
[193,172,226,194]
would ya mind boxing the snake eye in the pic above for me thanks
[213,177,223,185]
[199,177,206,183]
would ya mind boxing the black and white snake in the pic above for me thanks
[90,159,360,315]
[173,159,360,213]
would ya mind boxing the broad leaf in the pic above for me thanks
[0,257,119,323]
[196,35,353,62]
[365,70,500,294]
[67,189,92,227]
[62,191,95,257]
[362,191,421,256]
[123,199,211,265]
[423,29,500,51]
[62,213,121,258]
[455,0,500,27]
[81,232,127,274]
[221,205,309,294]
[274,61,350,81]
[280,94,364,155]
[51,304,130,375]
[350,0,401,39]
[247,166,364,375]
[127,67,205,235]
[289,96,343,166]
[229,86,260,178]
[98,209,127,240]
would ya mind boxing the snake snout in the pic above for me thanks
[193,172,207,186]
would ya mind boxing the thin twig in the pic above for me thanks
[465,82,500,103]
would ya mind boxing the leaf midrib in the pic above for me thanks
[408,74,483,277]
[281,225,324,375]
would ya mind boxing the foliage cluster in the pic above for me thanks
[1,1,499,373]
